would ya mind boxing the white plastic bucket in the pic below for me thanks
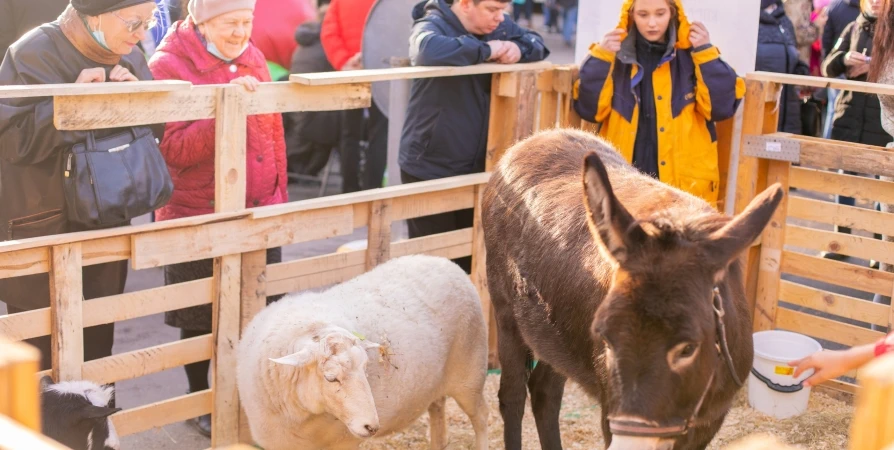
[748,330,822,419]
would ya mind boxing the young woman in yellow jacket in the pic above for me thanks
[573,0,745,207]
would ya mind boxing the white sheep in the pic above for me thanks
[237,254,489,450]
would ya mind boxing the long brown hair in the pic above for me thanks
[869,0,894,82]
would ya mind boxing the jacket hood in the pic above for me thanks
[615,0,692,50]
[295,21,322,46]
[759,5,786,24]
[156,16,265,73]
[413,0,467,34]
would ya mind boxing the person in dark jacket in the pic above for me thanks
[0,0,161,372]
[399,0,548,273]
[823,0,890,244]
[756,0,810,134]
[0,0,70,57]
[284,8,340,177]
[823,0,862,56]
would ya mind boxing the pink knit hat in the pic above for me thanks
[188,0,256,24]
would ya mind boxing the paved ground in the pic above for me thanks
[0,23,577,450]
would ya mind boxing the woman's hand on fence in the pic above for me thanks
[75,68,106,83]
[231,76,261,92]
[600,28,624,53]
[689,21,711,48]
[109,65,139,82]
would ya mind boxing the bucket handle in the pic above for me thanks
[750,368,805,393]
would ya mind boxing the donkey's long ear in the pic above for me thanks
[704,183,785,271]
[582,152,646,264]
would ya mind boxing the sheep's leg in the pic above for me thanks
[527,362,566,450]
[453,389,489,450]
[428,396,448,450]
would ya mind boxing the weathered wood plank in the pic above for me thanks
[785,225,894,266]
[470,186,497,369]
[782,250,894,296]
[240,250,268,334]
[794,137,894,178]
[789,166,894,205]
[215,85,248,213]
[81,335,212,385]
[390,187,475,221]
[0,79,190,99]
[748,71,894,97]
[130,206,354,269]
[779,280,889,327]
[752,161,790,332]
[211,254,242,446]
[111,390,212,437]
[289,61,553,85]
[788,196,894,237]
[776,308,884,348]
[53,83,371,130]
[49,244,83,382]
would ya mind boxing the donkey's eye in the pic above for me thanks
[680,344,696,358]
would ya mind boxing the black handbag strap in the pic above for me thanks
[86,128,141,152]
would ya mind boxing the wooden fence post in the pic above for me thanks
[752,159,791,332]
[212,84,247,447]
[486,70,539,168]
[849,352,894,450]
[366,200,393,270]
[537,70,558,131]
[470,185,496,369]
[50,243,84,383]
[237,249,267,444]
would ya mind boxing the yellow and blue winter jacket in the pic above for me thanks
[572,0,745,207]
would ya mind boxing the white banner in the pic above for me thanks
[574,0,761,76]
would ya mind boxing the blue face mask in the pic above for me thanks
[93,29,111,50]
[206,40,248,63]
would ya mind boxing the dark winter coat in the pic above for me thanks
[822,0,861,57]
[398,0,549,181]
[755,6,809,134]
[0,0,69,58]
[287,21,340,147]
[823,13,893,146]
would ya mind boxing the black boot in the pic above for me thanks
[189,413,211,438]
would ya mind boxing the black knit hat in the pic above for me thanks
[70,0,154,16]
[760,0,780,9]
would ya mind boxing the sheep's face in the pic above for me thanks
[270,331,381,439]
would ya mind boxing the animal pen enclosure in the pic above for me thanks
[1,61,890,450]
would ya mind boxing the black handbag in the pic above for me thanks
[62,127,174,227]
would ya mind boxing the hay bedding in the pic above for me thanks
[362,375,852,449]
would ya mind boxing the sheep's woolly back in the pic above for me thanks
[47,380,114,408]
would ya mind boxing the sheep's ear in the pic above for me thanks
[79,405,121,421]
[269,348,314,368]
[39,375,54,391]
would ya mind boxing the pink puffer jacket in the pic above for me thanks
[148,17,287,221]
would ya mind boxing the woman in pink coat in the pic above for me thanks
[148,0,287,437]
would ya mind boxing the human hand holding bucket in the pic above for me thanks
[748,331,823,419]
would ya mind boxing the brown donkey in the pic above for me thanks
[482,129,783,450]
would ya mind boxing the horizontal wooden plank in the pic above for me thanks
[0,247,48,280]
[781,250,894,296]
[747,71,894,97]
[0,80,191,99]
[791,137,894,178]
[252,172,491,219]
[391,187,475,221]
[0,211,248,256]
[289,61,553,85]
[112,390,212,436]
[785,225,894,266]
[789,166,894,204]
[787,196,894,238]
[779,280,889,327]
[266,229,473,296]
[818,379,858,396]
[54,83,370,130]
[131,206,354,269]
[82,335,211,385]
[776,308,884,348]
[0,415,70,450]
[0,279,213,341]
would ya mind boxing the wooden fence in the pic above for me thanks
[0,61,641,447]
[736,71,894,395]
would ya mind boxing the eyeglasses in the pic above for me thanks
[111,10,159,33]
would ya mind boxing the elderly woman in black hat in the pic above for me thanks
[0,0,161,375]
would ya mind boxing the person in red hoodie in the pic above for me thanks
[321,0,387,193]
[251,0,316,78]
[148,0,287,437]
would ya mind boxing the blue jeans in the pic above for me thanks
[563,6,578,44]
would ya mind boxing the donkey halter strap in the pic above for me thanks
[609,287,744,439]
